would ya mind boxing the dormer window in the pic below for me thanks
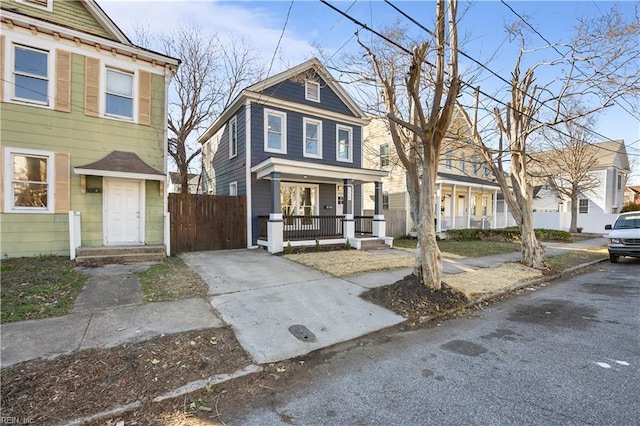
[305,80,320,102]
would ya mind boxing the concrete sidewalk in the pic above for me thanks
[1,238,605,369]
[0,264,223,368]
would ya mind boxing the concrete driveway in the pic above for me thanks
[180,249,405,364]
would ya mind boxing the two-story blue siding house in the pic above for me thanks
[199,58,390,253]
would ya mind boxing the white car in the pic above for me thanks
[604,211,640,263]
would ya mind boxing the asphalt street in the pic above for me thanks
[224,258,640,425]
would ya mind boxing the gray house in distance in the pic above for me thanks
[198,58,389,253]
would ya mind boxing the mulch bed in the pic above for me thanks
[0,327,251,425]
[361,273,470,324]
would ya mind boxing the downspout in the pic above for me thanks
[163,66,173,256]
[245,99,254,248]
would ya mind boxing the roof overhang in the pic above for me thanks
[74,151,165,181]
[436,173,501,191]
[1,10,180,71]
[251,157,387,184]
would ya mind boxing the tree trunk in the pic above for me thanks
[569,192,578,233]
[405,168,422,275]
[416,160,442,290]
[520,208,545,268]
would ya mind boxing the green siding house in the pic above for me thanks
[0,0,179,259]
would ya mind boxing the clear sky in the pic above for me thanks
[99,0,640,179]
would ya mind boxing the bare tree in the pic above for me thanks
[458,6,639,268]
[530,109,600,232]
[157,24,262,193]
[359,0,460,290]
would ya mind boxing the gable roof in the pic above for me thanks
[74,151,164,181]
[198,58,367,143]
[530,140,630,172]
[1,0,179,70]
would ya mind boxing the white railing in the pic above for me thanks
[68,211,81,260]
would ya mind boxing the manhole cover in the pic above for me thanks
[288,325,316,342]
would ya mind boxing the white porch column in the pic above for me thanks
[343,179,355,240]
[504,197,509,228]
[466,186,472,228]
[373,181,386,238]
[436,184,442,233]
[267,171,283,254]
[450,184,456,229]
[492,190,498,229]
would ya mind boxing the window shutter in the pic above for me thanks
[84,57,100,117]
[0,35,5,101]
[54,152,70,213]
[55,50,71,112]
[138,71,151,126]
[0,148,4,213]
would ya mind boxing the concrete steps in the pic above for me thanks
[75,245,166,266]
[359,239,388,250]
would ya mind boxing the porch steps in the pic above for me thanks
[359,239,388,250]
[75,245,166,266]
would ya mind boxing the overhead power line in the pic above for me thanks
[319,0,639,157]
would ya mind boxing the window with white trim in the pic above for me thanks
[305,80,320,102]
[229,181,238,196]
[4,147,54,213]
[617,174,623,190]
[105,68,133,119]
[336,125,352,162]
[460,153,466,173]
[380,143,390,168]
[471,154,478,175]
[13,44,49,104]
[382,191,390,210]
[229,117,238,159]
[303,118,322,158]
[264,109,287,153]
[445,147,452,170]
[578,198,589,214]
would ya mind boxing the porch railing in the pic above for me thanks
[259,215,346,241]
[258,215,268,239]
[354,215,373,235]
[284,215,344,240]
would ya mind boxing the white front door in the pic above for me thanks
[104,178,144,245]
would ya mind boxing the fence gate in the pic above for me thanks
[168,193,246,255]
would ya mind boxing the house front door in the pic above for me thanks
[104,178,144,245]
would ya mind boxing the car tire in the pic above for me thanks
[609,253,619,263]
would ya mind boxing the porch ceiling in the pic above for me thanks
[251,157,387,184]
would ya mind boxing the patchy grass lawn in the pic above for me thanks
[138,256,208,302]
[545,247,607,271]
[0,256,87,323]
[394,238,521,258]
[284,250,414,276]
[445,263,544,299]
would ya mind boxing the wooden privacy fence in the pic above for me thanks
[364,209,407,238]
[168,193,246,255]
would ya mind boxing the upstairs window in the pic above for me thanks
[13,45,49,104]
[265,109,287,154]
[229,117,238,159]
[380,143,390,168]
[105,69,133,119]
[460,153,466,173]
[305,80,320,102]
[445,147,453,170]
[303,118,322,158]
[471,154,478,175]
[336,125,352,162]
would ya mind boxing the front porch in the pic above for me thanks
[251,157,391,253]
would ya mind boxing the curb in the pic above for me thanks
[61,364,263,425]
[465,257,607,312]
